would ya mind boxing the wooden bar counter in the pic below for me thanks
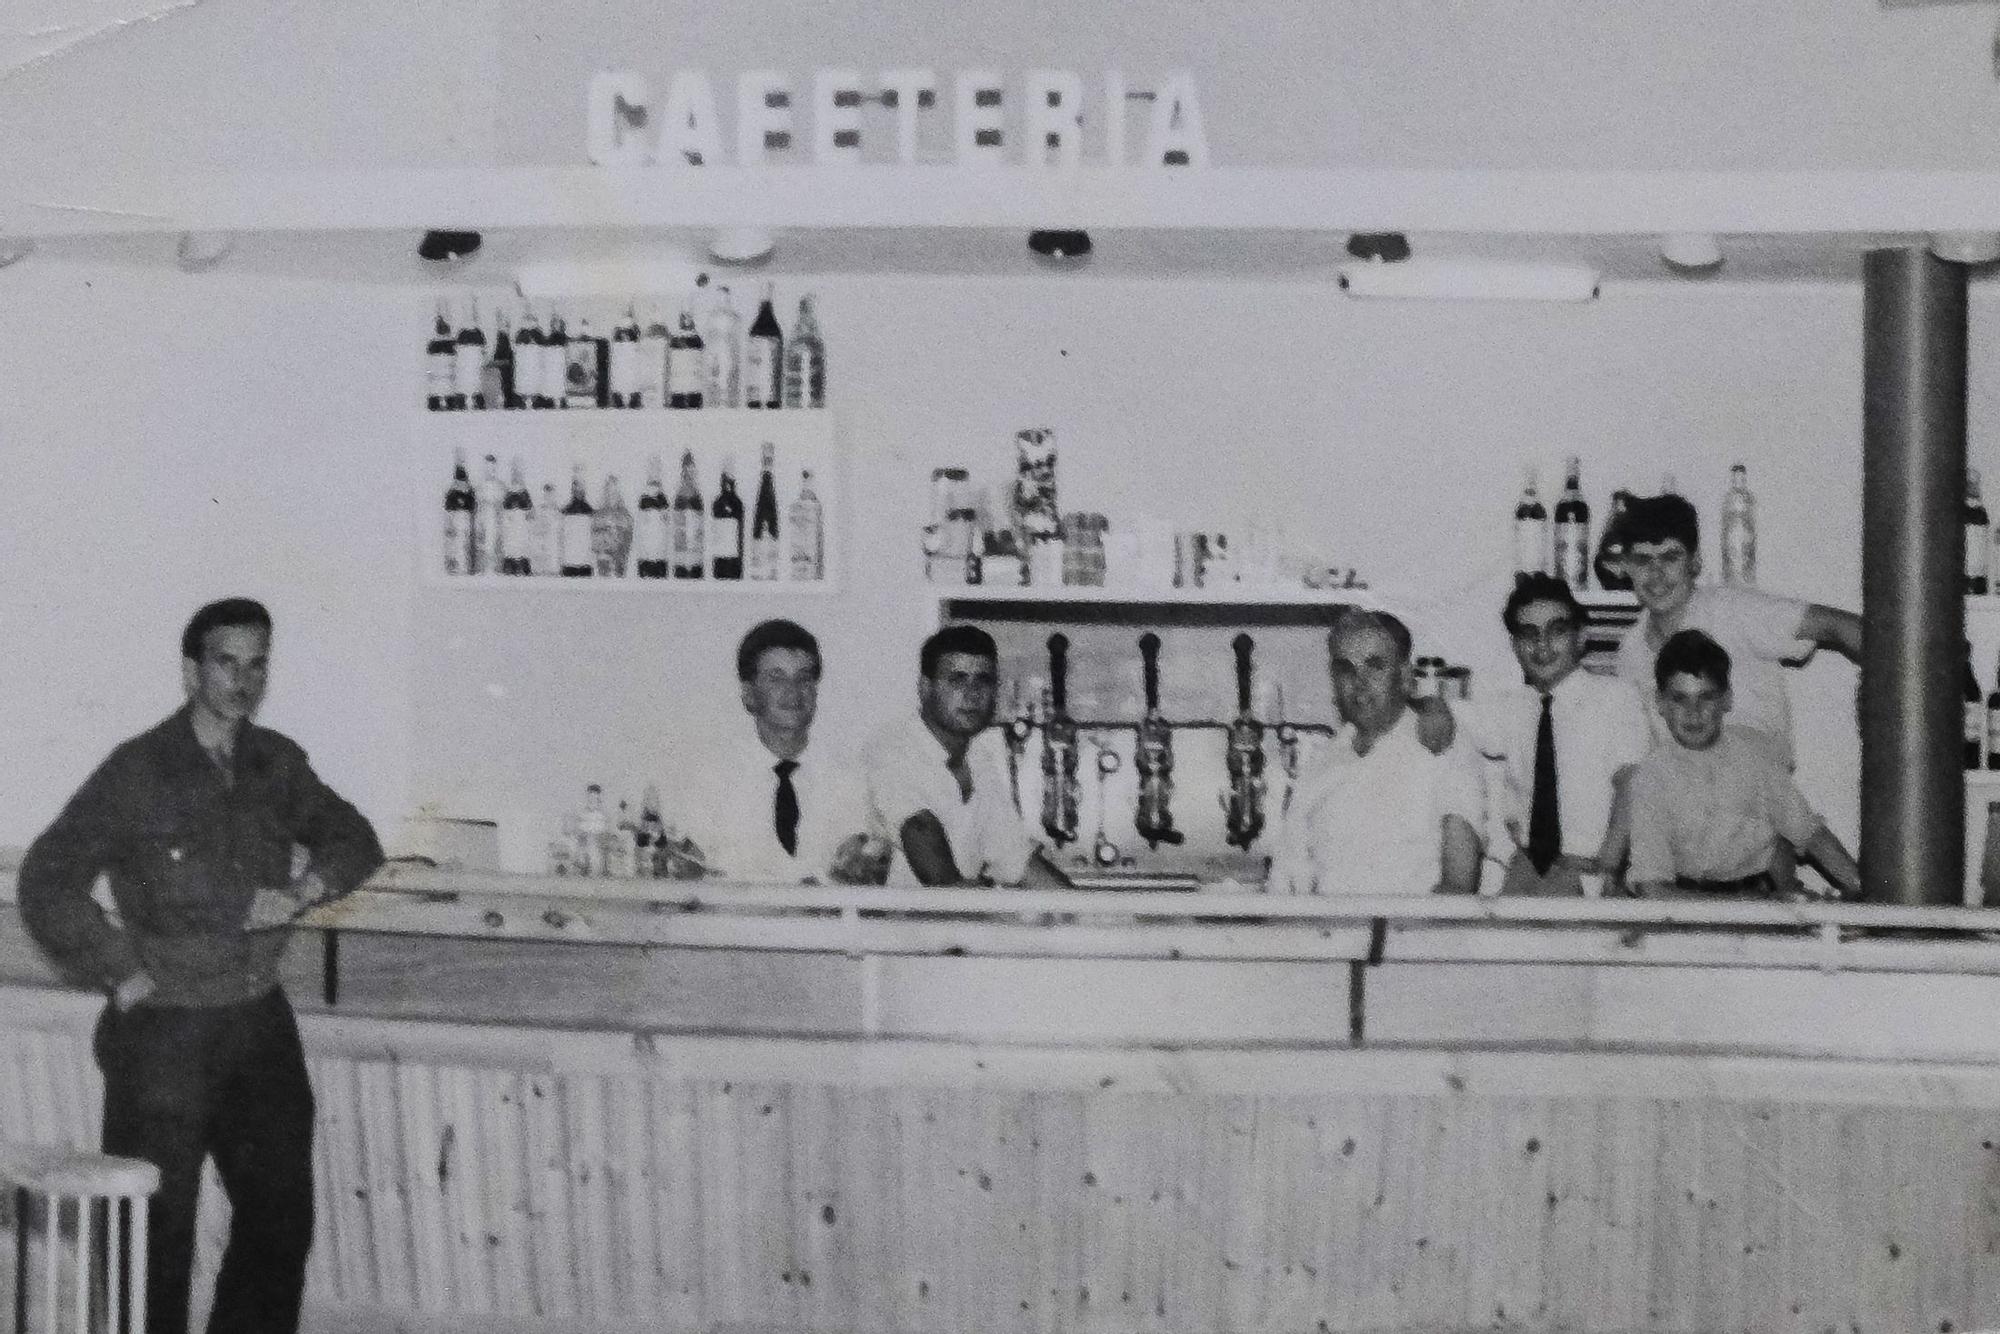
[7,865,2000,1333]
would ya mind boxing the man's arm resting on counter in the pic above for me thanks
[1798,604,1862,666]
[898,811,968,886]
[1016,847,1074,889]
[1435,814,1484,895]
[1802,824,1862,901]
[286,749,386,905]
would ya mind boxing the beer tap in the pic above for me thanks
[1091,739,1123,868]
[1133,632,1184,848]
[1040,633,1081,847]
[1272,681,1302,819]
[1222,632,1267,850]
[1003,679,1035,816]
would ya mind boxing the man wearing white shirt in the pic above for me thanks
[1267,608,1484,897]
[686,620,888,884]
[1477,574,1652,896]
[865,624,1072,888]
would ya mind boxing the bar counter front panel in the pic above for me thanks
[6,874,2000,1333]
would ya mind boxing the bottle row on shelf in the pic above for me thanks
[1513,457,1758,594]
[438,444,825,583]
[424,282,827,414]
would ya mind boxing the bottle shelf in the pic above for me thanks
[940,584,1386,608]
[424,572,837,595]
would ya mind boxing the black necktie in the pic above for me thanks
[774,759,799,857]
[1527,693,1561,875]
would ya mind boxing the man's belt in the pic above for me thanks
[1672,871,1777,897]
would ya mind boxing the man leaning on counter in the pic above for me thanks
[680,618,890,885]
[864,624,1073,887]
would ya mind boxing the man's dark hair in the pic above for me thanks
[1327,606,1413,663]
[1503,573,1584,636]
[737,619,822,682]
[181,598,272,662]
[1655,628,1731,692]
[1609,493,1700,554]
[920,624,998,678]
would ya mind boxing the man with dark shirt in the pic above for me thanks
[17,598,383,1334]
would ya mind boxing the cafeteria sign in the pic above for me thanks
[588,68,1210,170]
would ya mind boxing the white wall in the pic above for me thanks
[3,254,1926,871]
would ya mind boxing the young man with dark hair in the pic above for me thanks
[1625,629,1860,901]
[1608,493,1860,765]
[1267,608,1485,896]
[865,624,1072,887]
[683,618,889,884]
[18,597,383,1334]
[1475,574,1651,896]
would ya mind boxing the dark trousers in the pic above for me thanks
[94,989,315,1334]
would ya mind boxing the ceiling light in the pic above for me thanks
[708,228,776,265]
[1338,258,1600,303]
[1345,232,1411,263]
[418,230,482,263]
[0,237,32,269]
[175,231,234,273]
[515,249,703,299]
[1928,231,2000,265]
[1027,229,1092,262]
[1659,233,1724,272]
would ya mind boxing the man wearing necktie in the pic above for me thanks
[683,620,889,885]
[1483,575,1651,896]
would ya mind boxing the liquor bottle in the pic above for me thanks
[560,464,595,577]
[565,314,607,409]
[1987,651,2000,770]
[1512,465,1548,583]
[749,441,782,580]
[671,450,706,579]
[669,307,705,409]
[745,282,784,409]
[1720,463,1758,587]
[442,449,476,575]
[1595,490,1634,592]
[532,482,561,576]
[594,474,634,577]
[1968,468,1991,597]
[471,453,504,575]
[641,302,671,411]
[788,468,824,581]
[453,298,487,410]
[1552,456,1591,592]
[711,457,745,579]
[486,310,519,410]
[783,294,826,409]
[514,306,545,410]
[543,313,570,409]
[635,455,671,579]
[609,305,642,409]
[637,784,667,878]
[703,285,743,409]
[499,458,533,574]
[426,300,456,410]
[607,800,639,879]
[1968,642,1985,770]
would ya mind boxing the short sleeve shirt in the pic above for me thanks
[864,716,1038,885]
[1615,585,1813,762]
[1266,711,1483,896]
[1626,727,1825,883]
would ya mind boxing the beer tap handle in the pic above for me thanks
[1139,632,1162,717]
[1232,633,1255,718]
[1048,633,1070,719]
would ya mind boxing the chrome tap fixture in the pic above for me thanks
[1133,632,1184,848]
[1040,633,1081,847]
[1222,632,1267,850]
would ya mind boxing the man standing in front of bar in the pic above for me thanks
[1268,608,1485,896]
[865,624,1072,887]
[17,598,383,1334]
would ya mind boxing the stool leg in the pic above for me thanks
[13,1188,26,1334]
[40,1196,55,1334]
[127,1200,145,1334]
[71,1198,88,1334]
[105,1201,120,1334]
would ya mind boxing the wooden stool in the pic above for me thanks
[3,1144,160,1334]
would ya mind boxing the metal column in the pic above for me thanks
[1861,248,1967,905]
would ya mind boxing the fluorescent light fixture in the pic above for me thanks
[1929,231,2000,265]
[1659,232,1724,272]
[175,231,234,273]
[1338,257,1599,302]
[515,249,702,299]
[708,228,775,265]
